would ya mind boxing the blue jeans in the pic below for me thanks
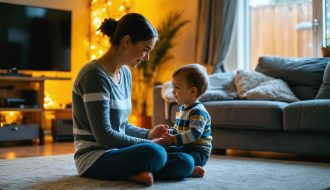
[167,145,209,167]
[81,143,194,180]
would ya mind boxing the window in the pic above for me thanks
[250,0,313,68]
[324,0,330,46]
[227,0,328,71]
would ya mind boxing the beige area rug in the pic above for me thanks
[0,154,330,190]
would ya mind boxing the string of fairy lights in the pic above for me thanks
[88,0,130,60]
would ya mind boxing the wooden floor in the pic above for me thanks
[0,135,329,163]
[0,135,74,159]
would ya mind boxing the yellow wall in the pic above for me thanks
[0,0,90,106]
[131,0,198,83]
[129,0,198,117]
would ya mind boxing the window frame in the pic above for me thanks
[233,0,326,70]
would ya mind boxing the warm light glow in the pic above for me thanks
[93,17,102,27]
[5,152,16,160]
[128,115,138,126]
[118,5,125,11]
[44,92,60,109]
[0,111,23,127]
[88,0,130,61]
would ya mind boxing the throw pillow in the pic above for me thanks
[316,62,330,99]
[200,72,238,101]
[235,69,300,102]
[244,79,300,102]
[235,69,273,98]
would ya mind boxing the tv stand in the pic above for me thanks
[0,76,45,145]
[0,73,32,77]
[0,67,32,77]
[0,76,72,145]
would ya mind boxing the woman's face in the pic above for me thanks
[127,37,157,68]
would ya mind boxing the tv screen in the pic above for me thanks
[0,2,71,72]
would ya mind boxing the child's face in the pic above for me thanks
[172,75,197,107]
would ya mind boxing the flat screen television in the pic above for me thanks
[0,2,72,73]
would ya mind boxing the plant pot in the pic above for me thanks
[321,48,330,57]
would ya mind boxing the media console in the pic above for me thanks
[0,124,39,141]
[0,75,71,145]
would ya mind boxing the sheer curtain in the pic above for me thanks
[195,0,237,73]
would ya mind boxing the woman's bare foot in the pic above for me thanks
[191,166,205,177]
[128,171,154,186]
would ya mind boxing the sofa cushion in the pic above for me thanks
[316,84,330,99]
[283,99,330,132]
[203,100,288,131]
[255,56,330,100]
[316,62,330,99]
[235,70,299,102]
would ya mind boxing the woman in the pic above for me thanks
[72,13,194,186]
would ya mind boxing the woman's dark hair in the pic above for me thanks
[98,13,158,46]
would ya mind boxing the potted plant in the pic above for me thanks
[321,38,330,57]
[131,11,189,128]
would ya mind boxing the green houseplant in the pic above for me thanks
[131,11,189,126]
[138,11,189,84]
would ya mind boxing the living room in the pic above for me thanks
[0,0,330,189]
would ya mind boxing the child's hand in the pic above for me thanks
[161,133,173,146]
[147,124,169,140]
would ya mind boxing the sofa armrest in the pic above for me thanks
[153,85,167,126]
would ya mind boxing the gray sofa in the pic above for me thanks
[153,56,330,156]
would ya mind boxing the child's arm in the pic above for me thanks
[165,109,209,146]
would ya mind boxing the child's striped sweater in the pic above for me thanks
[169,102,212,155]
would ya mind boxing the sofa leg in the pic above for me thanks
[212,148,227,155]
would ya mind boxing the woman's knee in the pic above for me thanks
[140,143,167,169]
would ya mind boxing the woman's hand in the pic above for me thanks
[151,137,166,146]
[161,133,173,146]
[147,124,169,140]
